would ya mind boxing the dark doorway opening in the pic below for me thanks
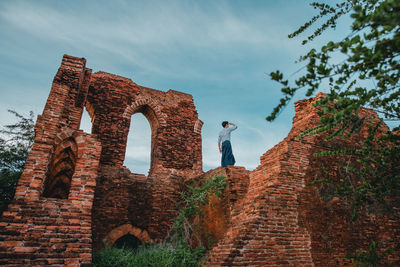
[113,234,142,250]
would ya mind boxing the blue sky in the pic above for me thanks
[0,0,350,174]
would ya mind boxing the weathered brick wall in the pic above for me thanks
[197,167,250,246]
[204,93,400,266]
[0,54,204,265]
[86,67,203,250]
[91,166,186,250]
[85,69,203,251]
[296,111,400,265]
[2,54,398,266]
[0,55,102,266]
[86,72,203,177]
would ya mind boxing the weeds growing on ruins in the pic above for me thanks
[170,175,227,248]
[93,175,227,266]
[345,241,395,266]
[0,110,34,214]
[93,243,205,267]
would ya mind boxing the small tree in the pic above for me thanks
[268,0,399,211]
[267,1,399,263]
[0,110,35,214]
[268,0,399,126]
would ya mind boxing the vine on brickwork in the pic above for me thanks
[169,174,227,248]
[267,0,400,216]
[267,0,400,219]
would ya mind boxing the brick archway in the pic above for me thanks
[103,224,152,247]
[123,97,167,127]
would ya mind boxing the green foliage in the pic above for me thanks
[346,241,395,266]
[312,137,399,221]
[268,0,399,261]
[93,243,205,267]
[0,110,35,215]
[0,170,22,213]
[268,0,400,217]
[170,175,227,248]
[0,110,35,172]
[267,0,400,130]
[310,124,399,219]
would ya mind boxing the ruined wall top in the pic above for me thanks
[38,54,203,179]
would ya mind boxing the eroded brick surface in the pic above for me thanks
[0,55,101,266]
[86,72,202,177]
[203,93,400,266]
[1,55,398,267]
[0,55,203,266]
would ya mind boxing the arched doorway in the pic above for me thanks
[103,224,152,250]
[113,234,142,250]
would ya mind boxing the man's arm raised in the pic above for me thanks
[229,122,237,131]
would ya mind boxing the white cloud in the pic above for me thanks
[0,0,319,174]
[0,0,302,79]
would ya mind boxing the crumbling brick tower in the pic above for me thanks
[0,55,203,266]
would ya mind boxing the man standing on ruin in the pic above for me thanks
[218,121,237,167]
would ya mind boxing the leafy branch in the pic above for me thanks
[0,109,35,214]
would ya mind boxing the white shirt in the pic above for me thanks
[218,125,238,144]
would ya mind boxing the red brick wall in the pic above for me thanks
[86,72,203,177]
[0,54,204,265]
[197,167,250,247]
[91,166,187,250]
[1,54,398,266]
[86,69,203,250]
[204,93,399,266]
[0,55,102,266]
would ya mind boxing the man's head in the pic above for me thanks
[222,121,229,128]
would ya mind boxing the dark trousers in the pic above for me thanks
[221,140,235,167]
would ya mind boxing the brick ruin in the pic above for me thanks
[0,55,203,266]
[0,55,399,266]
[201,95,400,266]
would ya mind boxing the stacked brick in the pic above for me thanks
[0,54,204,265]
[204,142,315,266]
[86,72,203,177]
[1,54,398,266]
[86,69,203,250]
[91,166,186,250]
[296,106,400,264]
[198,167,250,245]
[0,55,102,266]
[204,93,399,266]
